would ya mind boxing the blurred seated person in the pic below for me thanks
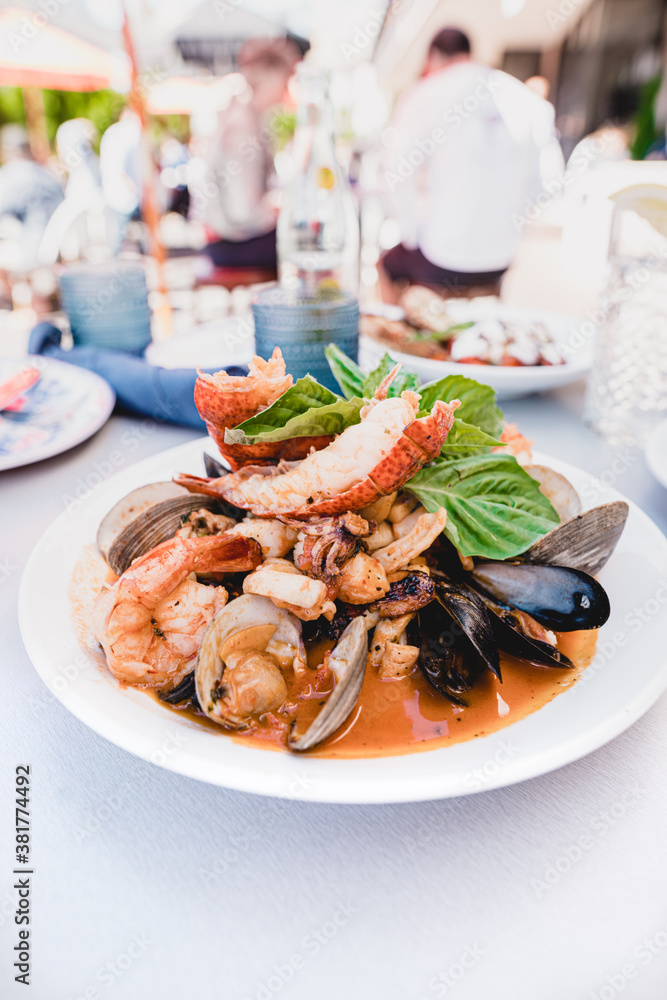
[0,125,63,272]
[191,38,300,271]
[380,28,564,300]
[160,136,190,217]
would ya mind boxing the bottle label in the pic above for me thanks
[316,167,335,190]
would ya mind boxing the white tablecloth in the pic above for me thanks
[3,384,667,1000]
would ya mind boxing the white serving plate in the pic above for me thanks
[0,355,115,472]
[360,304,594,401]
[18,437,667,803]
[646,418,667,491]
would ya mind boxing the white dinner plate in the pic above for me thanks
[0,356,115,472]
[18,437,667,803]
[646,418,667,490]
[360,304,594,401]
[145,315,255,371]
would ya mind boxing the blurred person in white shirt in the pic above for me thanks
[190,38,300,271]
[380,27,564,300]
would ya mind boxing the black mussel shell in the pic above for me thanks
[434,580,501,680]
[426,535,468,580]
[158,672,200,709]
[420,645,477,707]
[414,603,485,707]
[471,562,610,632]
[485,604,575,669]
[202,454,247,520]
[203,453,227,478]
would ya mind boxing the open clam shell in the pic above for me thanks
[289,617,368,752]
[522,501,629,577]
[525,465,582,523]
[196,595,306,730]
[97,481,223,576]
[97,482,185,557]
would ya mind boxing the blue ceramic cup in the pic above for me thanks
[252,286,359,393]
[59,262,152,355]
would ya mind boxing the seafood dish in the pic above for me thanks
[362,286,565,366]
[79,345,627,758]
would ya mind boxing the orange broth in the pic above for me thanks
[146,629,596,758]
[70,546,597,759]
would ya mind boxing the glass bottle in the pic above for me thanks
[277,65,359,300]
[584,194,667,446]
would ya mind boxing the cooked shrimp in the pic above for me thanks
[493,423,533,465]
[94,534,261,689]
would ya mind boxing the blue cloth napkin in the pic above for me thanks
[28,322,246,430]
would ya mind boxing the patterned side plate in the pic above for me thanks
[0,355,115,472]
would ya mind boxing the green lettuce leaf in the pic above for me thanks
[225,376,364,445]
[408,453,559,559]
[362,353,420,398]
[418,374,504,438]
[325,344,364,400]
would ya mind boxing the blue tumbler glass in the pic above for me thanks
[252,286,359,393]
[59,262,152,355]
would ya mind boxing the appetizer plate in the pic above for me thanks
[0,356,115,472]
[19,437,667,804]
[360,304,594,401]
[646,418,667,490]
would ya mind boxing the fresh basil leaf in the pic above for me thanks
[418,374,504,438]
[225,378,364,445]
[225,376,340,442]
[362,353,420,398]
[439,418,502,459]
[408,453,559,559]
[325,344,364,400]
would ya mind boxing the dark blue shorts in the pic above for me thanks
[382,243,507,290]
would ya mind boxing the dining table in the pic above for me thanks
[3,376,666,1000]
